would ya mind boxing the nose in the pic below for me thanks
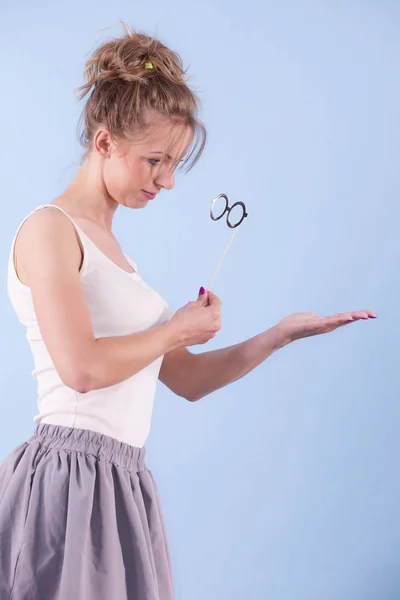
[155,168,175,191]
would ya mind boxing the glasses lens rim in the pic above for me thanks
[227,201,246,228]
[210,194,228,221]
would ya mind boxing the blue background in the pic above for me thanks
[1,1,399,598]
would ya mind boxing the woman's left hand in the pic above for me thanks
[275,309,377,345]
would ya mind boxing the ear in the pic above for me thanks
[93,128,113,158]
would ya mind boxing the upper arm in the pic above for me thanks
[159,345,197,401]
[15,208,96,392]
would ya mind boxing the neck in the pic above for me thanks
[57,153,117,230]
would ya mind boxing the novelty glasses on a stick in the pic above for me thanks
[207,193,248,290]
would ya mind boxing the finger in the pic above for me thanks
[206,290,222,308]
[197,287,210,306]
[348,310,376,320]
[329,310,376,329]
[327,313,354,324]
[315,314,354,332]
[357,309,377,319]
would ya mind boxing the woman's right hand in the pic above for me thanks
[168,288,222,347]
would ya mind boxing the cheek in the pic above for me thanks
[104,158,139,197]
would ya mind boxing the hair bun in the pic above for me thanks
[77,24,187,99]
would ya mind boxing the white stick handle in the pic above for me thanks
[207,227,239,291]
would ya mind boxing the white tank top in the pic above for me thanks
[7,204,173,448]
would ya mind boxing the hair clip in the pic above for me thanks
[145,62,154,69]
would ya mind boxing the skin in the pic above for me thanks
[14,111,376,400]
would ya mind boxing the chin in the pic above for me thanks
[125,196,149,209]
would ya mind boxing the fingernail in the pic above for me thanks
[199,286,205,296]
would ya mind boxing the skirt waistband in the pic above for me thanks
[32,423,146,472]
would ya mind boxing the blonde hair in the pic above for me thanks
[76,22,206,171]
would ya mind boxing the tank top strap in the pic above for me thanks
[9,204,89,282]
[36,205,139,276]
[36,203,87,241]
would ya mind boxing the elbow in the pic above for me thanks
[173,388,200,403]
[70,376,92,394]
[61,366,94,394]
[185,391,202,403]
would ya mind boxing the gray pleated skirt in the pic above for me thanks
[0,423,174,600]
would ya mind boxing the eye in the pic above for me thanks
[148,158,161,166]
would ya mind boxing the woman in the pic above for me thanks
[0,22,375,600]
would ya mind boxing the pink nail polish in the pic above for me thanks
[199,286,205,296]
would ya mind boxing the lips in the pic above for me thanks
[141,190,156,200]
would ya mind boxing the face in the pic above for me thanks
[94,115,193,209]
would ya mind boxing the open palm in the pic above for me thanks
[276,310,376,343]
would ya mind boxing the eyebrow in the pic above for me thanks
[150,151,172,159]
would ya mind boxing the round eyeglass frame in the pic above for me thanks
[210,193,248,229]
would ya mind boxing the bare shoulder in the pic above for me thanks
[14,206,83,286]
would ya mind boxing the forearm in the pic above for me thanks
[189,326,289,402]
[82,322,181,392]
